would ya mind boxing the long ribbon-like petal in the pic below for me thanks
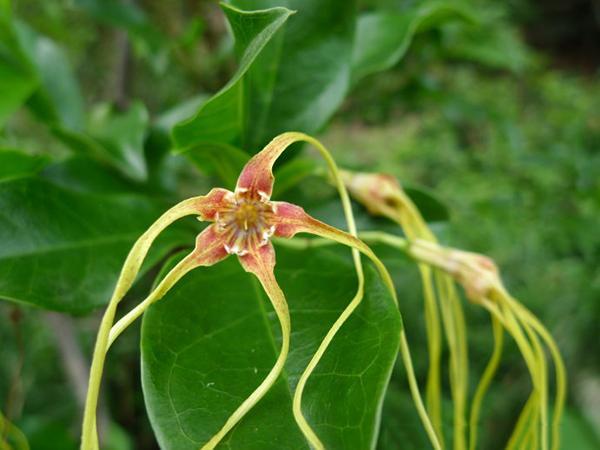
[81,196,205,450]
[201,242,291,450]
[108,225,229,347]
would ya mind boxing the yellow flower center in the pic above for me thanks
[216,191,276,255]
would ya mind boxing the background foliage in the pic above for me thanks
[0,0,598,449]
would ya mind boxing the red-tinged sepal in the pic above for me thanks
[235,133,299,198]
[270,201,311,238]
[192,224,230,266]
[238,242,276,277]
[194,188,236,221]
[270,201,359,246]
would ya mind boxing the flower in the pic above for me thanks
[82,133,399,450]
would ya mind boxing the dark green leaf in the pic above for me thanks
[404,184,450,223]
[0,158,192,313]
[0,148,49,181]
[15,21,85,130]
[0,58,37,128]
[180,142,249,190]
[272,158,319,199]
[230,0,357,151]
[0,8,38,127]
[141,245,401,449]
[351,0,474,83]
[442,20,533,73]
[172,5,294,151]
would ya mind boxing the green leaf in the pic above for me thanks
[141,245,401,449]
[0,158,192,314]
[15,21,85,130]
[175,1,357,154]
[172,5,294,151]
[180,142,250,190]
[271,158,319,199]
[404,184,450,223]
[54,102,150,182]
[0,10,38,127]
[0,56,37,128]
[351,0,474,83]
[230,0,357,151]
[0,148,49,181]
[442,20,533,73]
[559,408,600,450]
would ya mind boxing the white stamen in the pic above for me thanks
[261,225,275,241]
[224,191,236,202]
[235,187,248,194]
[258,190,270,202]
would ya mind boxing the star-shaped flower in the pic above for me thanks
[82,133,394,450]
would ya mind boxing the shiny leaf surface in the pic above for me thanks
[141,245,401,449]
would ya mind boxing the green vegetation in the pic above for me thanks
[1,0,598,449]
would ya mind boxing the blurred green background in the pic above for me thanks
[1,0,598,449]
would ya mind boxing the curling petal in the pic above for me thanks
[235,133,299,197]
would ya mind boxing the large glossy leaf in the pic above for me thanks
[231,0,356,151]
[141,245,401,449]
[174,1,356,154]
[0,157,192,314]
[351,0,474,83]
[172,5,293,151]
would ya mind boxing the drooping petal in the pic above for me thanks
[193,224,230,266]
[81,195,209,450]
[194,188,235,221]
[202,241,291,450]
[107,225,230,347]
[235,133,299,197]
[238,241,276,275]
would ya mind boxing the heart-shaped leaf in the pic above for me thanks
[141,245,401,449]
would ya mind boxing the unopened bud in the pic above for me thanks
[341,170,404,218]
[409,239,500,302]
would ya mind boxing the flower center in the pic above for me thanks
[216,191,276,256]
